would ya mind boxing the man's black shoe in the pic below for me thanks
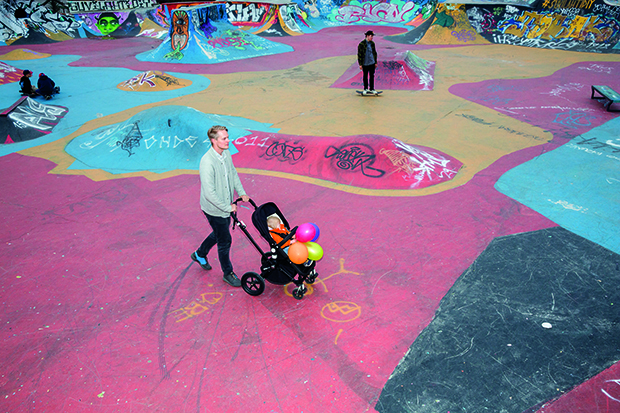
[223,272,241,287]
[191,252,212,270]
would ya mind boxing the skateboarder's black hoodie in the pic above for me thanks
[37,73,56,96]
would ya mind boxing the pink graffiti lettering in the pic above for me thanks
[208,36,253,49]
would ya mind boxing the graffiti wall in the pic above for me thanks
[0,0,167,44]
[466,0,620,52]
[1,0,620,53]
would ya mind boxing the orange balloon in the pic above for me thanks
[288,242,308,264]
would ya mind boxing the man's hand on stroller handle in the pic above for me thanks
[233,197,257,208]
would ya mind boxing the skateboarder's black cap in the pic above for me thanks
[365,30,374,36]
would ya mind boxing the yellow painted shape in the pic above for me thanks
[0,48,51,60]
[321,301,362,323]
[138,18,168,38]
[47,31,73,42]
[20,45,620,196]
[419,4,489,45]
[117,70,192,92]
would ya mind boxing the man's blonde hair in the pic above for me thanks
[208,125,228,141]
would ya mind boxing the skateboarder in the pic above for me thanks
[357,30,378,96]
[19,70,37,96]
[37,73,60,100]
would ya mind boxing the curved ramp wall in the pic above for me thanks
[0,0,619,52]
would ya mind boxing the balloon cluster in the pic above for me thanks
[288,223,323,264]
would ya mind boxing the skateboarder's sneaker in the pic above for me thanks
[223,272,241,287]
[370,90,378,95]
[191,251,212,270]
[44,95,51,100]
[362,89,370,96]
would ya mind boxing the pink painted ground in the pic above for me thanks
[449,61,620,140]
[0,145,554,411]
[233,131,462,189]
[537,362,620,413]
[331,60,431,91]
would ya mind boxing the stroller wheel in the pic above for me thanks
[292,285,307,300]
[306,270,318,285]
[241,272,265,296]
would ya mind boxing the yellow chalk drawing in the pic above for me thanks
[284,281,316,297]
[335,328,343,345]
[321,301,362,323]
[283,257,361,296]
[169,292,223,322]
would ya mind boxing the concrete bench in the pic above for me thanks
[591,85,620,112]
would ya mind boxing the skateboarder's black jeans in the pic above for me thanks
[362,64,375,90]
[197,212,233,275]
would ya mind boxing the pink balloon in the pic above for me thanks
[296,223,316,243]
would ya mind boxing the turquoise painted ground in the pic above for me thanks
[65,107,278,173]
[496,117,620,255]
[0,55,211,156]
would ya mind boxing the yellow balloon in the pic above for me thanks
[305,242,323,261]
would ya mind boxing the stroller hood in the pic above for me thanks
[252,202,291,244]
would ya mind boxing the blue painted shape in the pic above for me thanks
[65,106,278,174]
[0,54,210,156]
[136,19,293,64]
[496,117,620,255]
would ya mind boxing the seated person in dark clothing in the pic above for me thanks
[37,73,60,100]
[19,70,37,96]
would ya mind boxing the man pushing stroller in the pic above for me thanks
[191,125,250,287]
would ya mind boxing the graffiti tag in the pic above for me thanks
[8,98,68,132]
[325,143,385,178]
[335,2,415,24]
[264,141,305,162]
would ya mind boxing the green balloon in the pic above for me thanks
[305,241,324,261]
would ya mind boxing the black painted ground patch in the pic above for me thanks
[376,227,620,413]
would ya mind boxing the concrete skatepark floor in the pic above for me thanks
[1,25,620,412]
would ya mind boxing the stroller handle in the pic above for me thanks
[233,197,257,209]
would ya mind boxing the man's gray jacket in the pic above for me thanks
[199,147,246,218]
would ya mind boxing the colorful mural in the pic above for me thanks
[0,0,619,52]
[466,0,620,52]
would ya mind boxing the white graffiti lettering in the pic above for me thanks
[226,3,267,24]
[336,2,415,24]
[547,199,589,213]
[389,140,458,188]
[492,33,612,51]
[67,0,155,13]
[8,98,67,132]
[602,379,620,402]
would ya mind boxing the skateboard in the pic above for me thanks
[356,90,383,96]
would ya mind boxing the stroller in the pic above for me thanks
[231,198,318,300]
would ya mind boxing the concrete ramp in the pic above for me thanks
[418,4,489,45]
[117,71,192,92]
[331,51,435,91]
[136,9,293,64]
[0,49,51,60]
[0,62,23,85]
[1,97,68,144]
